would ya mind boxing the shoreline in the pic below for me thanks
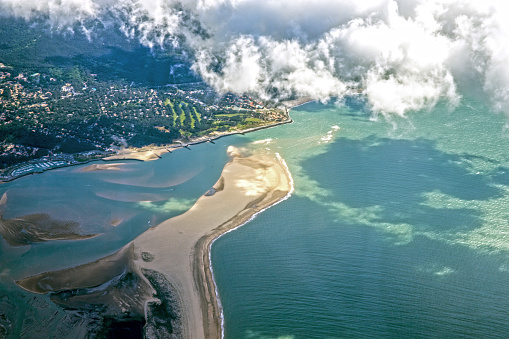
[0,99,303,182]
[194,153,294,338]
[102,115,293,162]
[0,118,293,182]
[101,98,308,164]
[16,147,293,338]
[205,153,295,337]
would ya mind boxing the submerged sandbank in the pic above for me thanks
[0,213,97,247]
[81,163,127,172]
[0,193,99,246]
[17,146,292,338]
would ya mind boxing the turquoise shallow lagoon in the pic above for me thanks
[2,98,509,338]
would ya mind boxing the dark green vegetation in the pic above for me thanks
[0,18,287,171]
[0,18,200,85]
[142,269,183,338]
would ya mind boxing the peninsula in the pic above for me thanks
[17,146,293,338]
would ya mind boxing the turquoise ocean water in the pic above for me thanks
[2,98,509,337]
[213,99,509,338]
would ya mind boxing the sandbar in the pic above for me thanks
[17,146,293,338]
[81,163,127,172]
[103,148,172,161]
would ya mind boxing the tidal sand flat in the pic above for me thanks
[104,148,171,161]
[17,146,292,338]
[81,163,127,172]
[0,212,97,247]
[0,190,98,247]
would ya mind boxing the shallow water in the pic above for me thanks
[0,135,240,337]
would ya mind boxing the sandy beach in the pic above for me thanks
[17,146,293,338]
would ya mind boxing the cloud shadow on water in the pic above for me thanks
[491,166,509,187]
[300,135,502,232]
[336,96,374,121]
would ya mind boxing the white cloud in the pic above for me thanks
[0,0,98,28]
[3,0,509,116]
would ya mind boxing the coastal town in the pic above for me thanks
[0,64,288,181]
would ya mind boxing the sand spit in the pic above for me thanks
[17,147,292,338]
[281,97,314,109]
